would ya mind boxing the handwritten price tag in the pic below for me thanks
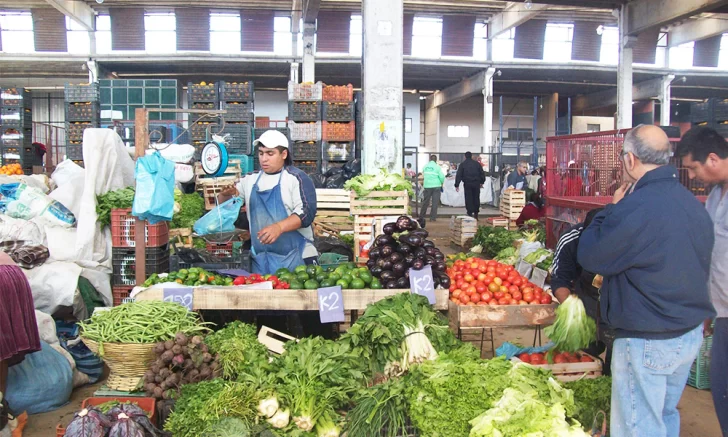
[163,287,194,311]
[317,286,345,323]
[409,265,436,304]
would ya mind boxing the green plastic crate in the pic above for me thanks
[688,335,712,390]
[319,253,348,270]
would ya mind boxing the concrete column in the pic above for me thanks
[486,38,493,62]
[89,30,96,55]
[483,67,495,153]
[547,92,558,138]
[361,0,404,173]
[659,74,675,126]
[302,22,316,83]
[290,62,300,83]
[86,60,99,83]
[617,5,635,129]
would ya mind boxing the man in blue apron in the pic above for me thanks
[219,130,318,274]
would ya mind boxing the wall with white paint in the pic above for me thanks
[254,90,289,122]
[571,116,615,134]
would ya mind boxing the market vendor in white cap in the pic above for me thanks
[218,130,318,274]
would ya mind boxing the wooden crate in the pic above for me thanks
[315,188,353,233]
[450,215,477,247]
[487,217,509,229]
[448,300,558,331]
[502,189,526,204]
[201,183,230,210]
[511,352,602,382]
[500,190,526,220]
[353,214,402,262]
[194,159,242,179]
[350,190,409,216]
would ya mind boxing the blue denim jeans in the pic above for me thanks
[710,318,728,437]
[610,324,704,437]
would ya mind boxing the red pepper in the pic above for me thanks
[233,276,246,286]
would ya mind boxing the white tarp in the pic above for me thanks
[25,262,112,316]
[440,176,493,207]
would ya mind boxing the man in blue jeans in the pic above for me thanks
[578,125,716,437]
[677,126,728,437]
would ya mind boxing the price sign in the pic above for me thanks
[516,260,533,278]
[531,267,548,289]
[318,286,345,323]
[409,265,436,304]
[163,287,194,311]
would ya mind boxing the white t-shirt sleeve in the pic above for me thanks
[235,176,247,205]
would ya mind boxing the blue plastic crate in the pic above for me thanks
[229,154,254,175]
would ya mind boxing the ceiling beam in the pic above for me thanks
[487,1,547,39]
[426,70,487,109]
[44,0,94,31]
[572,76,667,111]
[668,17,728,47]
[626,0,728,36]
[303,0,321,24]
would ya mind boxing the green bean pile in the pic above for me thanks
[78,301,210,344]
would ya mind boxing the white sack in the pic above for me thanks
[146,143,195,164]
[0,215,45,245]
[35,310,59,346]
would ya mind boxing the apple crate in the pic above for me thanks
[322,84,353,103]
[0,107,32,129]
[66,102,100,122]
[511,351,602,382]
[111,208,169,248]
[65,121,98,142]
[220,81,254,102]
[1,87,31,108]
[64,83,100,103]
[322,121,355,142]
[190,122,218,141]
[293,159,321,175]
[190,102,217,110]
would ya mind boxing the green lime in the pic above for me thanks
[320,279,335,287]
[296,272,310,281]
[350,278,365,289]
[359,271,373,284]
[304,279,320,290]
[276,268,290,277]
[341,274,353,284]
[316,273,328,282]
[358,267,370,275]
[294,265,307,274]
[328,273,341,282]
[306,264,317,276]
[336,279,350,289]
[350,269,361,278]
[346,262,357,270]
[370,279,382,289]
[289,279,304,289]
[279,273,293,283]
[315,265,324,274]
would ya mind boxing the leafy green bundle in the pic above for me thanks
[564,377,612,432]
[171,189,206,229]
[544,295,597,353]
[473,226,521,258]
[346,379,410,437]
[96,186,135,227]
[344,170,414,197]
[205,321,270,381]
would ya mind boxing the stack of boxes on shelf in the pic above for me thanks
[187,82,220,159]
[288,81,323,174]
[65,83,100,165]
[110,208,170,305]
[0,88,36,173]
[322,84,355,173]
[691,98,728,137]
[218,81,255,173]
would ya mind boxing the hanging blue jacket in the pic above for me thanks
[577,165,716,339]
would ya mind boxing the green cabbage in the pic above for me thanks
[343,170,413,197]
[494,247,518,266]
[544,295,597,353]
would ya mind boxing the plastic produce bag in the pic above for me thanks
[324,167,344,178]
[325,173,347,189]
[310,173,326,188]
[193,197,242,236]
[343,158,361,178]
[0,182,76,227]
[132,151,175,224]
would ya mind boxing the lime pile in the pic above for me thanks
[275,263,381,290]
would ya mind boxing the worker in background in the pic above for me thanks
[405,163,416,178]
[219,130,318,274]
[551,207,612,376]
[507,161,529,190]
[578,125,715,437]
[514,192,544,226]
[676,126,728,437]
[420,155,445,223]
[455,151,486,220]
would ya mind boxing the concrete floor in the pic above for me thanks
[22,218,722,436]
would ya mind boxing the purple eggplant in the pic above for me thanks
[412,259,425,270]
[386,280,399,289]
[433,251,445,261]
[425,255,437,266]
[381,245,395,257]
[366,259,376,270]
[395,216,418,232]
[414,248,427,259]
[423,240,435,248]
[404,253,416,265]
[435,260,447,272]
[376,235,395,248]
[407,234,424,247]
[382,260,394,271]
[397,242,413,255]
[396,277,409,288]
[380,270,395,283]
[382,222,398,236]
[369,247,382,260]
[371,266,383,278]
[392,262,406,277]
[389,252,404,264]
[411,228,429,239]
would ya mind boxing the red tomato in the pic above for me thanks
[522,286,534,294]
[568,356,579,363]
[455,260,465,268]
[481,291,492,301]
[498,297,510,305]
[511,290,523,301]
[535,287,544,294]
[470,293,481,303]
[459,294,471,304]
[477,273,488,282]
[508,285,520,295]
[580,355,594,362]
[468,262,477,269]
[529,299,541,305]
[503,293,512,300]
[530,353,544,364]
[449,284,457,292]
[454,272,464,281]
[511,277,523,287]
[519,300,528,305]
[488,299,499,306]
[483,277,492,286]
[478,265,488,273]
[475,282,487,294]
[488,282,500,293]
[500,286,509,294]
[554,355,567,364]
[465,286,477,296]
[523,291,534,302]
[502,281,511,288]
[487,260,497,266]
[486,272,496,279]
[497,271,509,281]
[487,266,496,273]
[540,295,553,304]
[464,273,474,283]
[493,277,503,286]
[456,279,466,289]
[518,353,531,363]
[494,291,504,299]
[452,289,462,298]
[509,298,518,305]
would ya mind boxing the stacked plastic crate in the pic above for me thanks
[65,83,101,165]
[187,82,219,159]
[691,98,728,137]
[219,81,254,159]
[0,88,35,173]
[287,81,323,174]
[321,84,355,173]
[110,209,170,305]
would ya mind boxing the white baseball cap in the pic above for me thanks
[253,130,289,149]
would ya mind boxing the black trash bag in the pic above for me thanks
[343,158,361,178]
[325,173,347,189]
[310,173,327,188]
[314,236,354,260]
[324,167,345,178]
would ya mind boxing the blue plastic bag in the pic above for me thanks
[495,341,555,360]
[193,197,242,236]
[132,151,175,224]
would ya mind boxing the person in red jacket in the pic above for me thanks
[516,193,545,226]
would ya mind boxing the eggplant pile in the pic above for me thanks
[365,216,451,290]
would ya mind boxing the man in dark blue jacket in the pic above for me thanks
[577,125,715,437]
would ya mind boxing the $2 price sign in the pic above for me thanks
[318,286,345,323]
[409,265,436,304]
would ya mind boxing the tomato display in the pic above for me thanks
[517,350,595,365]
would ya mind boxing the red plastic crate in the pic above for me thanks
[322,121,355,141]
[206,241,233,258]
[56,397,157,435]
[322,84,353,103]
[112,285,134,306]
[111,209,169,248]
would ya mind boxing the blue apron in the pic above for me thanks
[249,171,307,274]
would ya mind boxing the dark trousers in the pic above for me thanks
[463,183,481,216]
[420,187,441,220]
[711,318,728,437]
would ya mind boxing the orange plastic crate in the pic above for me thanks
[111,209,169,248]
[112,285,134,306]
[322,121,355,142]
[322,84,353,103]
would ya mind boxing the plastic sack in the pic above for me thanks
[324,167,344,178]
[343,158,361,178]
[193,197,242,236]
[174,163,194,184]
[146,143,196,164]
[0,183,76,227]
[310,173,326,188]
[518,241,544,262]
[495,341,555,360]
[5,341,73,415]
[132,151,175,224]
[325,173,347,189]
